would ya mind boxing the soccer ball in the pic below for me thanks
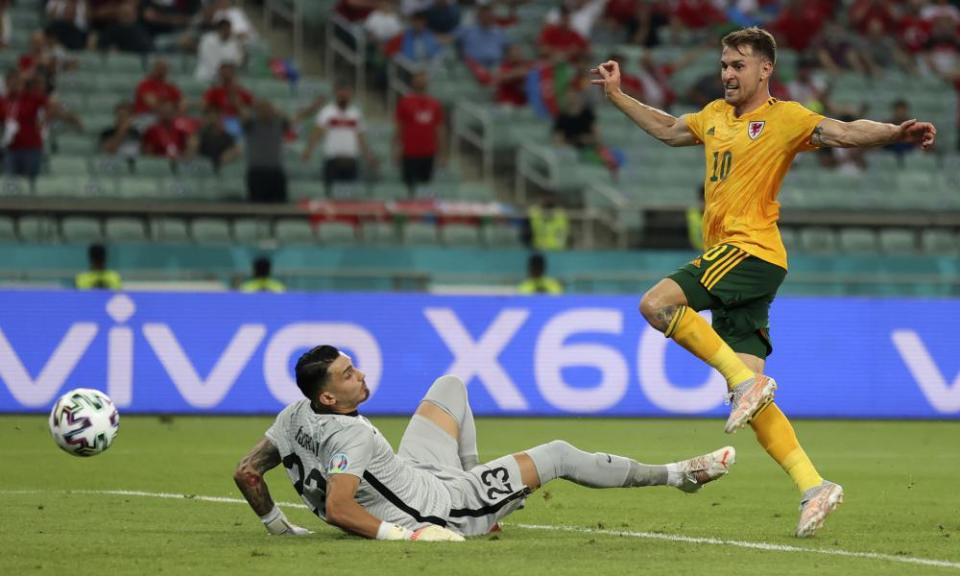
[49,388,120,457]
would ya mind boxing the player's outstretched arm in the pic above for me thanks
[590,60,700,147]
[234,437,311,536]
[326,475,464,541]
[811,117,937,150]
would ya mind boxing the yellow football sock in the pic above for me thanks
[664,306,754,389]
[751,403,824,493]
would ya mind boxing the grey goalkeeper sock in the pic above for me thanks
[525,440,668,488]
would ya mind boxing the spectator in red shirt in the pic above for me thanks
[18,30,75,92]
[769,0,826,52]
[203,62,253,134]
[394,71,445,197]
[898,1,933,54]
[849,0,897,35]
[538,5,589,61]
[141,101,195,159]
[203,63,253,115]
[494,44,532,108]
[2,72,81,185]
[335,0,377,23]
[671,0,725,31]
[134,59,183,117]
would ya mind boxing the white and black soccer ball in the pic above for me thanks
[49,388,120,457]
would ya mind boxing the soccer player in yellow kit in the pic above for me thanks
[592,27,937,537]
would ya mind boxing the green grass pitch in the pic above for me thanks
[2,415,959,575]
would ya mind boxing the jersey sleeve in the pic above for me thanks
[784,101,826,153]
[683,101,713,143]
[264,409,292,455]
[323,426,375,479]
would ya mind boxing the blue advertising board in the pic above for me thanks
[0,291,957,419]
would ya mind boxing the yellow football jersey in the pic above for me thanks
[685,97,824,270]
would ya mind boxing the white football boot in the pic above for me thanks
[675,446,736,493]
[796,480,844,538]
[724,375,777,434]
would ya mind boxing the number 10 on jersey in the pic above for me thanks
[710,151,733,182]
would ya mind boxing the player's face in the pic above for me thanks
[720,45,769,106]
[323,353,370,410]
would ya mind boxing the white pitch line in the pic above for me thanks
[510,523,960,571]
[3,488,959,571]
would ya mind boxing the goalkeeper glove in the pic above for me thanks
[260,506,312,536]
[376,522,465,542]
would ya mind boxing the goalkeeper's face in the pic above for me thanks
[720,45,770,107]
[321,353,371,410]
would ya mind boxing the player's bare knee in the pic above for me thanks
[639,293,676,332]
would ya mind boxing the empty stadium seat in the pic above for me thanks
[361,221,399,244]
[35,175,85,197]
[0,216,16,242]
[47,156,89,177]
[456,182,495,202]
[151,218,190,243]
[920,229,958,254]
[440,223,481,246]
[483,223,521,247]
[16,217,59,242]
[799,227,837,253]
[62,217,103,243]
[403,221,439,245]
[234,219,273,244]
[116,177,161,199]
[878,229,916,254]
[318,222,357,245]
[275,219,316,244]
[838,228,878,253]
[191,218,232,244]
[105,218,148,242]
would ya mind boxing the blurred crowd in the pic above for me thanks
[0,0,956,199]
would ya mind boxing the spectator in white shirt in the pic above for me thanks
[302,84,377,197]
[196,18,244,83]
[364,0,404,44]
[204,0,258,45]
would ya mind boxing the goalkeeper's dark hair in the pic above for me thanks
[295,345,340,399]
[721,27,777,65]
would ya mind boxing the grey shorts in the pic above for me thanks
[398,415,529,537]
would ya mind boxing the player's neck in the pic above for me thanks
[733,89,771,118]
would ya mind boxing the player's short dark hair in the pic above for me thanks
[529,252,546,274]
[295,345,340,399]
[253,256,271,278]
[88,243,106,263]
[722,27,777,65]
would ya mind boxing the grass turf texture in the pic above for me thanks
[1,416,959,575]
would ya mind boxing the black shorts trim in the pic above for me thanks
[448,488,529,518]
[362,471,448,527]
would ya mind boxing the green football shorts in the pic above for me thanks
[667,244,787,359]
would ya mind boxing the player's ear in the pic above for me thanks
[760,59,773,81]
[317,390,337,407]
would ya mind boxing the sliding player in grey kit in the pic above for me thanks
[234,345,736,541]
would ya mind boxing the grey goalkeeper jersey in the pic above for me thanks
[265,400,454,528]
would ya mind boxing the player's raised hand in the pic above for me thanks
[897,119,937,150]
[590,60,621,98]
